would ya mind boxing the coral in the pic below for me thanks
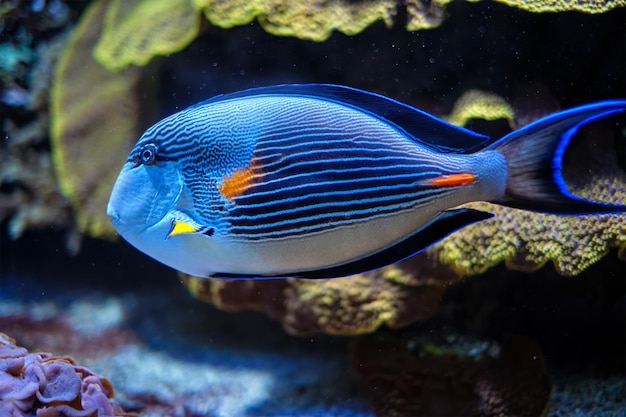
[0,115,74,243]
[194,0,396,42]
[90,0,626,72]
[434,99,626,276]
[0,29,77,248]
[50,0,142,238]
[0,29,34,89]
[0,273,375,417]
[183,253,460,335]
[444,89,515,128]
[94,0,201,72]
[0,332,131,416]
[405,0,450,31]
[494,0,625,13]
[350,332,551,417]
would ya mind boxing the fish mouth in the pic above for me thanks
[106,201,119,222]
[106,200,133,235]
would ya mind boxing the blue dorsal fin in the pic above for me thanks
[192,84,492,154]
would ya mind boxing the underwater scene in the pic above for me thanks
[1,1,625,416]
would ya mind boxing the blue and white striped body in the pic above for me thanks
[107,85,626,278]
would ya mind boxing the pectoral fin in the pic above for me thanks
[168,220,198,238]
[166,212,214,239]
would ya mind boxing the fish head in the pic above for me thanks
[107,133,184,247]
[106,101,258,276]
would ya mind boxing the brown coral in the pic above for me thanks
[350,332,551,417]
[184,253,460,335]
[0,332,132,417]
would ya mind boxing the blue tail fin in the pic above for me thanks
[488,100,626,214]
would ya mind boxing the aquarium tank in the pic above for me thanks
[1,1,625,416]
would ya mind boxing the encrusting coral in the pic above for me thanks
[444,89,515,128]
[0,332,132,416]
[495,0,625,13]
[88,0,626,72]
[50,0,142,238]
[184,253,460,335]
[93,0,201,72]
[433,91,626,276]
[194,0,397,42]
[350,332,551,417]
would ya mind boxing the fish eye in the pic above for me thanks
[140,144,158,165]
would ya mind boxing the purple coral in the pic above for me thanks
[0,332,130,417]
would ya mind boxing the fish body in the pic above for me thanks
[107,84,626,278]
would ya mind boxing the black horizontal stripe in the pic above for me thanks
[227,190,449,240]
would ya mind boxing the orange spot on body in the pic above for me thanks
[427,172,476,187]
[219,159,259,200]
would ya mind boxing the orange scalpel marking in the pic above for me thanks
[427,173,476,187]
[218,160,259,200]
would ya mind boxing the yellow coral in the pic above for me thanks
[191,0,267,28]
[405,0,451,31]
[94,0,201,72]
[193,0,396,42]
[435,98,626,276]
[86,0,624,71]
[182,254,456,335]
[50,0,142,237]
[444,89,515,128]
[492,0,625,13]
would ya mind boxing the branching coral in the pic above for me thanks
[0,332,131,416]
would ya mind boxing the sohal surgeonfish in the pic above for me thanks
[107,84,626,279]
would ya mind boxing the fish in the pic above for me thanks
[106,84,626,279]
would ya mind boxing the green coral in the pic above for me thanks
[444,89,515,128]
[434,93,626,276]
[492,0,625,13]
[405,0,451,31]
[194,0,397,42]
[94,0,201,72]
[50,0,142,238]
[183,254,458,335]
[92,0,626,71]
